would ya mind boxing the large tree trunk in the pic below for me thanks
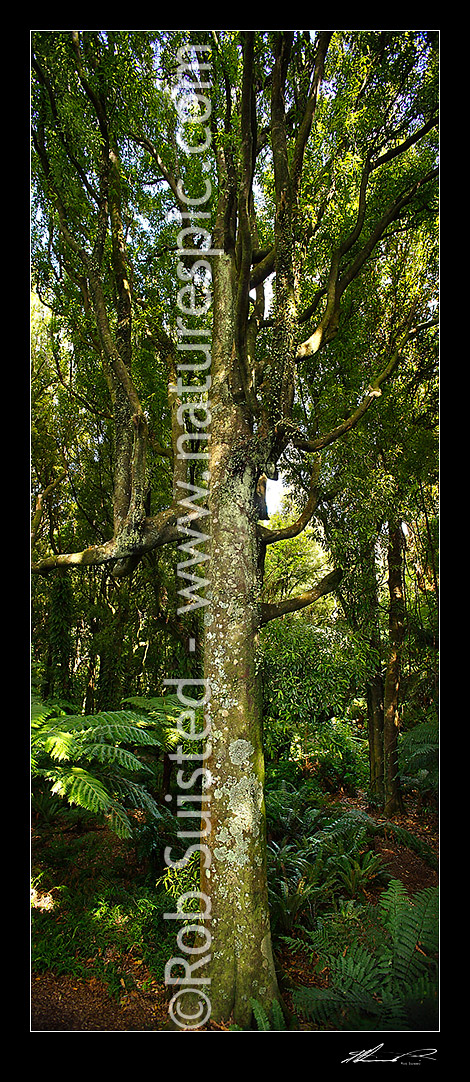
[383,521,405,817]
[201,252,279,1026]
[202,455,279,1026]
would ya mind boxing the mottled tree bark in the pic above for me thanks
[198,251,280,1026]
[203,461,279,1024]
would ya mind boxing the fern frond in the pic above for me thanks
[31,696,167,838]
[382,881,439,991]
[250,998,271,1031]
[31,696,64,728]
[293,985,346,1027]
[120,695,184,748]
[51,766,111,815]
[401,720,438,761]
[106,801,133,839]
[292,878,438,1031]
[270,999,287,1030]
[80,743,151,772]
[110,776,163,820]
[379,877,410,928]
[330,941,384,996]
[62,710,162,744]
[122,694,180,715]
[411,886,439,954]
[41,729,79,761]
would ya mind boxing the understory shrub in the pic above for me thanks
[261,619,369,765]
[305,717,369,795]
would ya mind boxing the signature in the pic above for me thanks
[342,1044,437,1064]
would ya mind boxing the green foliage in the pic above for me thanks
[31,694,176,838]
[399,720,439,799]
[31,828,182,992]
[266,789,390,934]
[155,851,201,914]
[250,997,287,1031]
[329,849,385,899]
[262,523,331,608]
[261,619,369,764]
[307,717,369,795]
[265,784,437,940]
[292,879,438,1030]
[47,572,74,698]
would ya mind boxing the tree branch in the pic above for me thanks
[296,143,438,360]
[129,132,183,206]
[31,506,181,576]
[257,457,320,544]
[293,304,419,453]
[31,473,67,548]
[370,113,438,172]
[259,568,342,624]
[291,31,332,196]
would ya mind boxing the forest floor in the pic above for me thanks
[30,792,439,1032]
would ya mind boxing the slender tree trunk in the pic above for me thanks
[361,539,385,806]
[367,673,384,806]
[383,521,405,817]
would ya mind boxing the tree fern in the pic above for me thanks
[111,775,163,820]
[80,743,150,772]
[31,696,171,838]
[121,694,184,749]
[106,801,132,839]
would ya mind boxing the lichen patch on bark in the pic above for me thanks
[213,759,263,870]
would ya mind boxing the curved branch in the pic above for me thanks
[370,113,438,172]
[250,246,276,289]
[31,506,181,576]
[296,150,438,360]
[293,304,418,453]
[291,31,332,195]
[31,472,67,548]
[257,457,320,545]
[129,132,183,206]
[259,568,342,625]
[336,167,438,301]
